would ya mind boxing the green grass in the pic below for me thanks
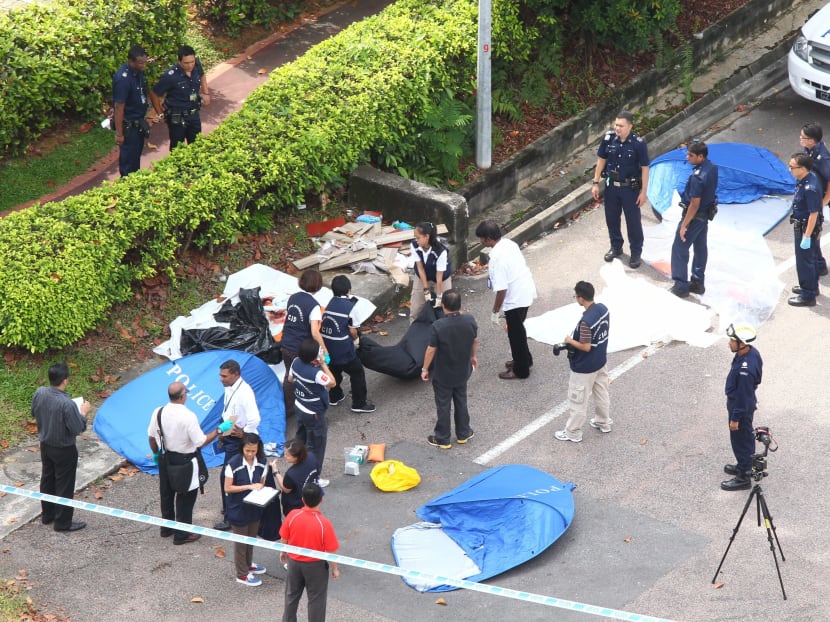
[0,126,115,212]
[0,350,118,446]
[0,580,33,621]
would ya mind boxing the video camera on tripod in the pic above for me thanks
[749,425,778,481]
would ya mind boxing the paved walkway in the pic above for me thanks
[4,0,395,214]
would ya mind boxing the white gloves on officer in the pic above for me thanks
[491,311,501,325]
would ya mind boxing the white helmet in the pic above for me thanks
[726,322,756,344]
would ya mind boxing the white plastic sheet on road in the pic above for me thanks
[526,260,718,352]
[527,193,788,352]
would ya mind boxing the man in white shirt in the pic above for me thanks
[214,359,261,530]
[148,381,224,544]
[476,220,538,380]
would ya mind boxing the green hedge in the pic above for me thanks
[0,0,187,156]
[0,0,681,352]
[0,0,482,352]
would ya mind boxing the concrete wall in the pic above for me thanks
[349,165,470,269]
[458,0,796,218]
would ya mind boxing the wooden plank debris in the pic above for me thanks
[291,222,448,274]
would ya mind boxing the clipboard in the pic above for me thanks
[243,486,279,507]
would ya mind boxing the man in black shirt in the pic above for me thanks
[420,290,478,449]
[31,363,91,532]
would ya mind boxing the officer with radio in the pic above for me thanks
[787,152,822,307]
[112,45,150,177]
[669,141,718,298]
[150,45,210,151]
[591,110,650,269]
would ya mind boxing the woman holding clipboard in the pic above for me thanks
[224,433,276,587]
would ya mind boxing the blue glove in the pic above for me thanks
[152,452,159,465]
[218,420,233,434]
[323,352,331,365]
[800,236,811,250]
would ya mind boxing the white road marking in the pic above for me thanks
[474,342,664,465]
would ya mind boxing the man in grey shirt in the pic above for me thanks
[31,362,91,532]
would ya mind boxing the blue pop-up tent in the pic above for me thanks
[93,350,284,474]
[392,465,575,592]
[647,142,793,216]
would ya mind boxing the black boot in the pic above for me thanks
[720,474,751,491]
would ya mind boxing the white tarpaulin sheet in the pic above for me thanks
[153,264,376,361]
[527,192,788,352]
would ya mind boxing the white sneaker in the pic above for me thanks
[554,430,582,443]
[589,418,613,433]
[318,478,330,488]
[237,573,262,587]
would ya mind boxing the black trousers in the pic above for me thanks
[159,454,198,542]
[432,380,471,444]
[40,443,78,529]
[328,356,368,406]
[505,306,533,378]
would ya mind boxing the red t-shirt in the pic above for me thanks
[280,506,339,562]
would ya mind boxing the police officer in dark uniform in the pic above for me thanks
[669,141,719,298]
[592,110,650,269]
[150,45,210,151]
[799,122,830,277]
[787,152,822,307]
[721,323,762,491]
[112,45,150,177]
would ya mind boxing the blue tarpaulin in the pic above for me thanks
[93,350,284,474]
[392,465,575,592]
[647,142,793,215]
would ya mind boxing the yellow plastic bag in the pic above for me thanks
[370,459,421,492]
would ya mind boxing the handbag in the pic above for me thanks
[156,408,195,494]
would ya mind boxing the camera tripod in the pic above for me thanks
[711,476,787,600]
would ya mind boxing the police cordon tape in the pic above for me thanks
[2,484,675,621]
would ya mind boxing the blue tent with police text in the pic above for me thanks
[647,142,793,220]
[391,465,575,592]
[93,350,284,474]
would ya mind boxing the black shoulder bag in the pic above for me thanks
[156,408,196,494]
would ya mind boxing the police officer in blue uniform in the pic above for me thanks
[112,45,150,177]
[150,45,210,151]
[669,141,718,298]
[592,110,650,269]
[721,323,762,491]
[787,152,822,307]
[799,122,830,277]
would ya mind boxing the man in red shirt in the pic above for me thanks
[279,483,340,622]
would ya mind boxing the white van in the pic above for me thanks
[789,3,830,107]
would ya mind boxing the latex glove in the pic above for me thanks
[490,311,500,325]
[152,452,159,465]
[218,420,233,434]
[433,297,442,309]
[323,352,331,365]
[424,291,432,302]
[800,236,811,250]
